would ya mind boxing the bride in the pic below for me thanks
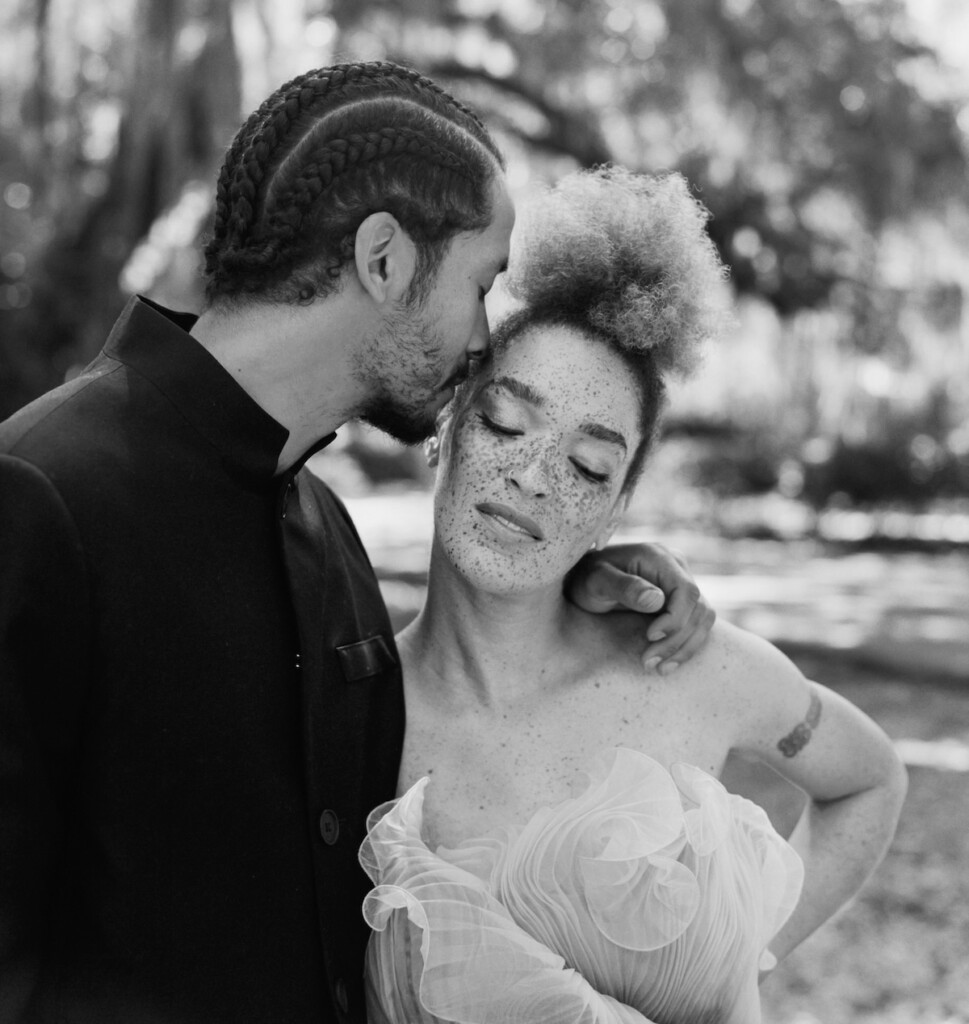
[360,167,907,1023]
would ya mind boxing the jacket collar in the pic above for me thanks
[104,295,336,488]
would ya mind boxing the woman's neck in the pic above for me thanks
[400,544,579,709]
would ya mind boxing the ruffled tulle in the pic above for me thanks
[360,748,803,1024]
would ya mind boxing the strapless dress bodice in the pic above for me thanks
[360,747,803,1024]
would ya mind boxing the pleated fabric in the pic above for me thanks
[360,748,803,1024]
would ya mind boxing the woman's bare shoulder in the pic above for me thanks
[586,613,810,729]
[697,618,806,684]
[579,610,780,677]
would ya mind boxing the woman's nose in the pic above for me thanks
[507,455,551,498]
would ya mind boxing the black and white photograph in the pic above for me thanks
[1,1,967,1022]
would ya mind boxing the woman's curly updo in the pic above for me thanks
[203,61,505,307]
[490,166,728,490]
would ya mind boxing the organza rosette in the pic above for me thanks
[360,748,803,1024]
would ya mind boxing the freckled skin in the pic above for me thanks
[402,611,733,850]
[403,327,738,846]
[398,324,906,973]
[433,326,640,593]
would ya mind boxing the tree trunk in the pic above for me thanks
[42,0,241,372]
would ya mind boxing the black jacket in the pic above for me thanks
[0,297,405,1023]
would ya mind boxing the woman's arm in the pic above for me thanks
[716,623,908,965]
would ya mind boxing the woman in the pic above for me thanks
[360,168,907,1023]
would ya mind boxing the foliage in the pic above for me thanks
[336,0,969,508]
[800,431,969,507]
[1,0,967,505]
[0,0,240,417]
[664,376,969,507]
[336,0,969,316]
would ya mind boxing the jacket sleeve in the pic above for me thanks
[0,454,93,1018]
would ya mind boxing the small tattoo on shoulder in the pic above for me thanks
[777,687,822,758]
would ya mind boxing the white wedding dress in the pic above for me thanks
[360,747,803,1024]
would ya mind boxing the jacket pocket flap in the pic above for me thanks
[336,635,397,682]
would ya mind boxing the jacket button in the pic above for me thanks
[319,809,340,845]
[334,977,348,1013]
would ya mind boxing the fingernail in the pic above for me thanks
[659,661,679,676]
[648,630,667,641]
[643,657,661,673]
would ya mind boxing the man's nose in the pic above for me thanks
[468,305,490,362]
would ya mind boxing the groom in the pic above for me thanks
[0,62,712,1023]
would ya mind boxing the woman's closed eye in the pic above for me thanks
[479,413,613,482]
[570,458,610,485]
[477,412,522,437]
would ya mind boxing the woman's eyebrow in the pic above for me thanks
[578,421,627,450]
[489,377,627,450]
[491,375,545,407]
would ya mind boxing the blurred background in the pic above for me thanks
[1,0,967,1020]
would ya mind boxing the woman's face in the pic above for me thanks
[433,325,642,594]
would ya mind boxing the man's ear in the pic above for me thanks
[353,212,418,305]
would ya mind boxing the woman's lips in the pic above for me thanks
[475,502,545,541]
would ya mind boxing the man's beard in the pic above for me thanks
[355,305,462,445]
[362,400,437,446]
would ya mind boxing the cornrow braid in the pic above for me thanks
[211,66,372,252]
[204,61,504,307]
[213,62,493,236]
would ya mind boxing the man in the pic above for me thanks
[0,62,712,1023]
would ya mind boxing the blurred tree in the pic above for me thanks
[332,0,968,318]
[1,0,967,482]
[0,0,240,417]
[327,0,969,502]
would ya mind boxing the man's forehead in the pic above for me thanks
[486,178,515,247]
[460,230,509,276]
[452,178,513,267]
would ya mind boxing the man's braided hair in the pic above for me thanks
[203,61,505,307]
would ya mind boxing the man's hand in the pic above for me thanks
[565,542,715,674]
